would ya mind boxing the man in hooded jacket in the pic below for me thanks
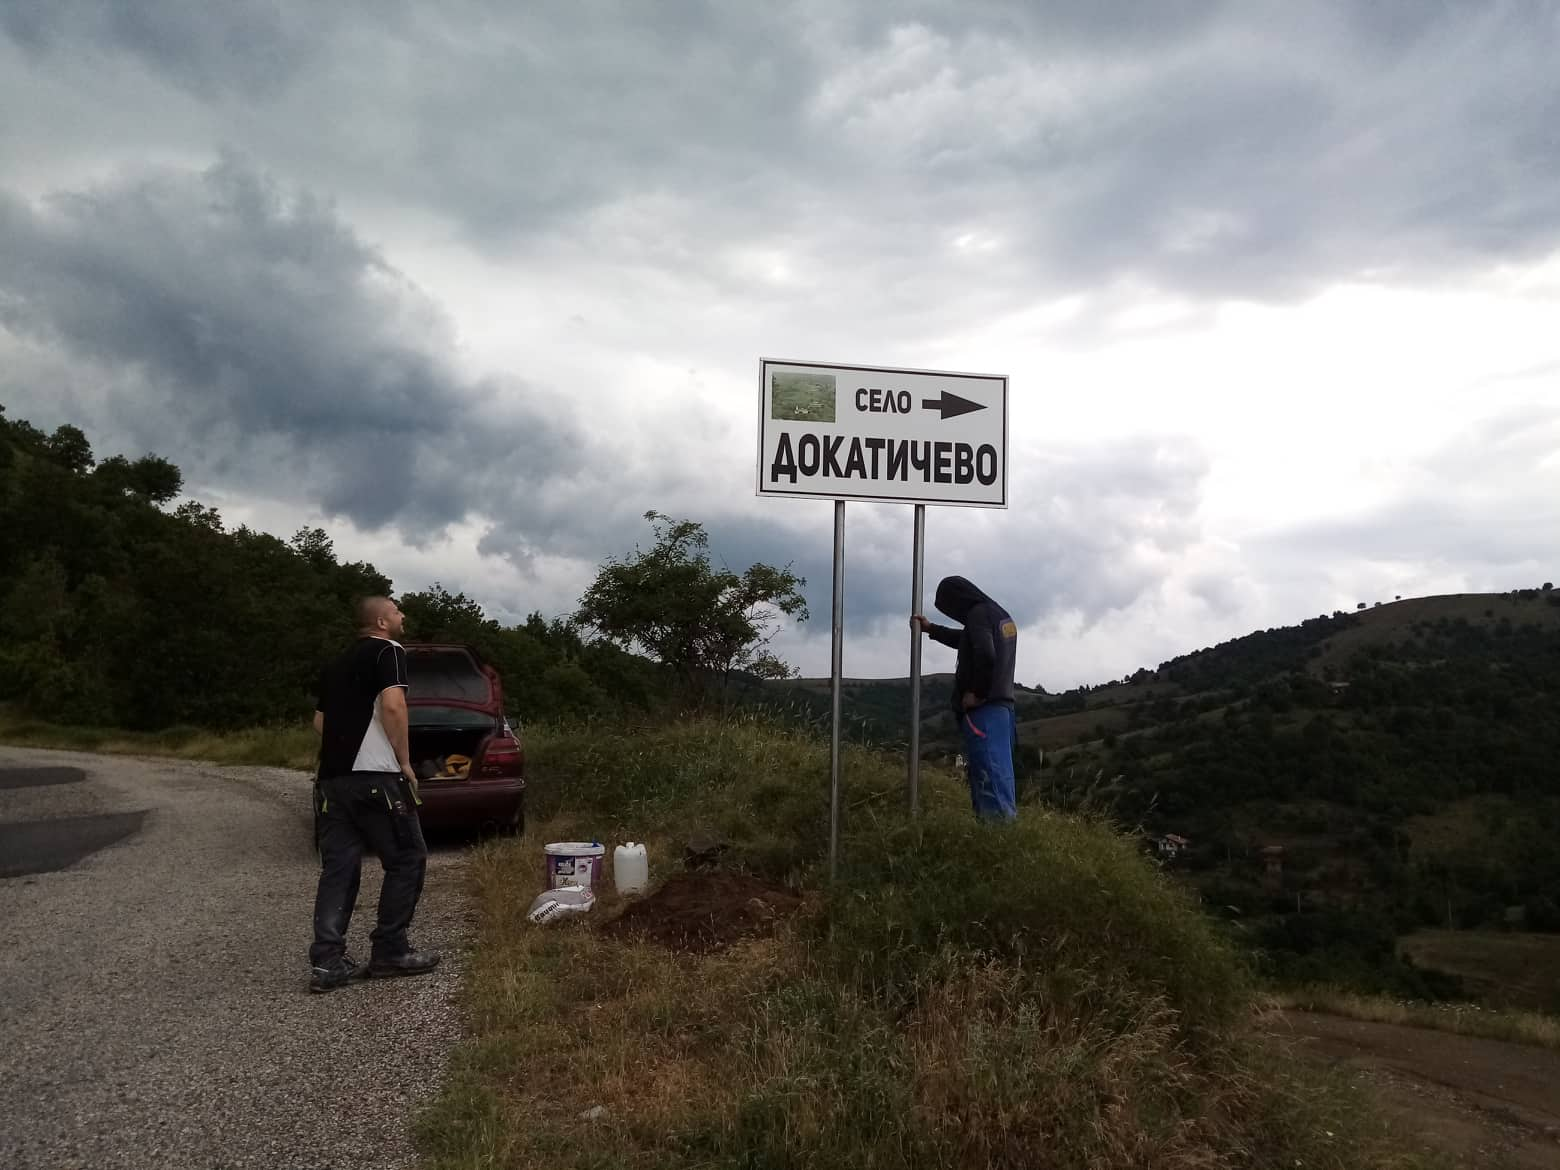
[912,576,1019,821]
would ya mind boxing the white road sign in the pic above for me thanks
[756,359,1008,507]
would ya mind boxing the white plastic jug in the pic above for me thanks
[613,842,649,895]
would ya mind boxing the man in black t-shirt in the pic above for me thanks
[308,596,439,992]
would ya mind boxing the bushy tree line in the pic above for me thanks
[1,406,802,729]
[0,408,389,727]
[396,583,664,722]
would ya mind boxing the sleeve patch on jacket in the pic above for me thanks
[1001,621,1018,639]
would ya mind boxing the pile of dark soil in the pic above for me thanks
[602,872,802,953]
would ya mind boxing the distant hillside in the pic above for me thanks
[1042,588,1560,995]
[786,672,958,693]
[779,589,1560,998]
[765,673,1048,746]
[1004,591,1560,747]
[1307,591,1560,674]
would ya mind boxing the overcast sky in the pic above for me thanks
[2,1,1556,689]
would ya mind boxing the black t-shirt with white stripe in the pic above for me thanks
[315,637,409,779]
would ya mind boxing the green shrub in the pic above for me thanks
[828,810,1247,1038]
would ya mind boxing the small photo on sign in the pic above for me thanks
[771,372,836,423]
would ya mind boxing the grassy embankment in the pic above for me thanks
[0,704,316,769]
[417,713,1438,1170]
[1271,925,1560,1050]
[1270,988,1560,1051]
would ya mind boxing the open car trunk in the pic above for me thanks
[405,645,503,781]
[402,643,523,836]
[409,719,496,780]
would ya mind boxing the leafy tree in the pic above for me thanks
[174,501,225,532]
[746,650,798,681]
[289,526,337,570]
[45,424,94,472]
[576,511,807,702]
[93,454,182,504]
[540,660,607,718]
[400,582,499,644]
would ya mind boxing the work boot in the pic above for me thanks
[309,955,364,993]
[367,950,440,979]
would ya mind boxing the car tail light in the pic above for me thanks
[479,733,524,778]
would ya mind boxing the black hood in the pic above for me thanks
[934,575,992,622]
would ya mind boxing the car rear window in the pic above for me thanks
[407,649,491,704]
[408,704,496,729]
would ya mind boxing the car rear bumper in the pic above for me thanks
[416,777,524,829]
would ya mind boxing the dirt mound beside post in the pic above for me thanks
[602,872,802,953]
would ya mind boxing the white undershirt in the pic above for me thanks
[351,638,405,773]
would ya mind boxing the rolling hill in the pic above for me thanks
[771,588,1560,995]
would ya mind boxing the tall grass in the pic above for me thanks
[1272,987,1560,1050]
[420,714,1440,1169]
[0,705,315,770]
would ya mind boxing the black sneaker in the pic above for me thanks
[366,950,441,979]
[309,955,364,993]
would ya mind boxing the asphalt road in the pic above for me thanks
[0,745,472,1170]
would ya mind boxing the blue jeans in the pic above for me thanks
[960,704,1017,821]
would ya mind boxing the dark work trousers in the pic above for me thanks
[310,771,428,966]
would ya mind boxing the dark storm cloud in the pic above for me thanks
[811,1,1560,303]
[0,0,330,97]
[0,158,584,538]
[7,1,1558,304]
[400,0,1560,297]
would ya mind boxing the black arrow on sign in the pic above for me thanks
[921,391,987,420]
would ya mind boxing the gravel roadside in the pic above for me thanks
[1275,1009,1560,1168]
[0,745,473,1170]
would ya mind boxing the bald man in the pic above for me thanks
[308,596,438,992]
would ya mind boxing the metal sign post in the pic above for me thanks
[757,360,1008,873]
[909,504,925,814]
[828,500,845,881]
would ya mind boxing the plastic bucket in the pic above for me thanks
[544,841,605,890]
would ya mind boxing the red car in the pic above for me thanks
[404,643,526,836]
